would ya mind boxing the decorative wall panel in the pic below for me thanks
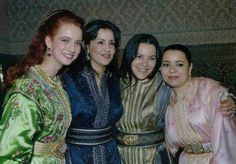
[0,0,235,54]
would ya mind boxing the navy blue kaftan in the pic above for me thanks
[62,67,123,164]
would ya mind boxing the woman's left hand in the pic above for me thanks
[217,97,236,118]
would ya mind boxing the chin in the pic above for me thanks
[137,76,148,81]
[62,61,73,66]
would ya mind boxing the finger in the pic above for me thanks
[222,110,235,117]
[217,106,232,112]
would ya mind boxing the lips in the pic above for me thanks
[63,53,74,60]
[168,76,178,80]
[101,54,111,59]
[136,67,149,72]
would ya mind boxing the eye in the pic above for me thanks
[161,63,169,67]
[110,42,115,46]
[75,41,82,46]
[150,57,156,61]
[136,54,142,59]
[97,40,104,45]
[176,63,184,67]
[61,38,69,43]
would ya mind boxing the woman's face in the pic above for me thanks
[131,43,157,80]
[160,50,192,90]
[88,28,115,73]
[46,23,83,68]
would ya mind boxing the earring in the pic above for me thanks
[188,76,192,86]
[162,80,166,86]
[47,47,53,56]
[85,49,90,60]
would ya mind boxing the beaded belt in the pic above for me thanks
[184,143,212,154]
[33,141,67,158]
[66,126,113,145]
[117,129,164,147]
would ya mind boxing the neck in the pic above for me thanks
[91,64,105,79]
[173,80,191,97]
[41,55,61,76]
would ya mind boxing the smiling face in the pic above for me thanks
[160,49,192,91]
[131,43,157,81]
[88,28,115,74]
[46,23,83,68]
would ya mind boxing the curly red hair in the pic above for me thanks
[4,9,85,88]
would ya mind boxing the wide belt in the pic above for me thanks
[66,126,113,145]
[184,143,212,154]
[117,129,164,147]
[33,141,67,158]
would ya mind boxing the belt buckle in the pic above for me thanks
[52,143,67,158]
[123,135,139,145]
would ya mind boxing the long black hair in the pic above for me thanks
[119,33,161,87]
[67,19,121,82]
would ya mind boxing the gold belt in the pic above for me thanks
[117,129,164,147]
[33,141,67,158]
[184,143,212,154]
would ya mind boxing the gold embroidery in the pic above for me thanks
[33,65,71,138]
[171,79,204,145]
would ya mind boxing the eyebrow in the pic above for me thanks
[95,38,115,42]
[60,36,82,41]
[137,52,156,57]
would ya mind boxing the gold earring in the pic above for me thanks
[188,76,192,86]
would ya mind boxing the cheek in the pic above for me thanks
[111,47,115,53]
[131,62,137,74]
[76,46,82,53]
[131,62,135,71]
[52,42,61,50]
[89,45,100,54]
[160,69,168,78]
[149,62,156,70]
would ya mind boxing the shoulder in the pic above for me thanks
[197,77,224,90]
[7,74,44,104]
[195,77,226,101]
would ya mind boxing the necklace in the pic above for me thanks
[34,65,58,88]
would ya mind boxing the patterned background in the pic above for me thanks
[0,0,235,93]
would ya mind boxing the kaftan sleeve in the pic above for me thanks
[0,93,41,164]
[207,82,236,164]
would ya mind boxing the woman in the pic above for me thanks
[0,9,84,163]
[62,19,123,164]
[160,44,236,164]
[116,34,235,164]
[117,33,172,164]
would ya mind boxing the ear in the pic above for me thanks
[189,63,193,75]
[45,36,52,48]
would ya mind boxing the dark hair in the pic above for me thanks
[161,44,192,65]
[4,9,85,88]
[68,19,121,81]
[119,33,161,87]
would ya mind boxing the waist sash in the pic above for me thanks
[66,126,113,145]
[33,141,67,158]
[117,129,164,147]
[184,143,212,154]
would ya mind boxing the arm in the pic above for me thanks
[0,93,41,164]
[208,86,236,164]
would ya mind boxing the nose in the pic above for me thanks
[169,65,176,72]
[69,43,76,53]
[141,58,148,67]
[104,43,111,52]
